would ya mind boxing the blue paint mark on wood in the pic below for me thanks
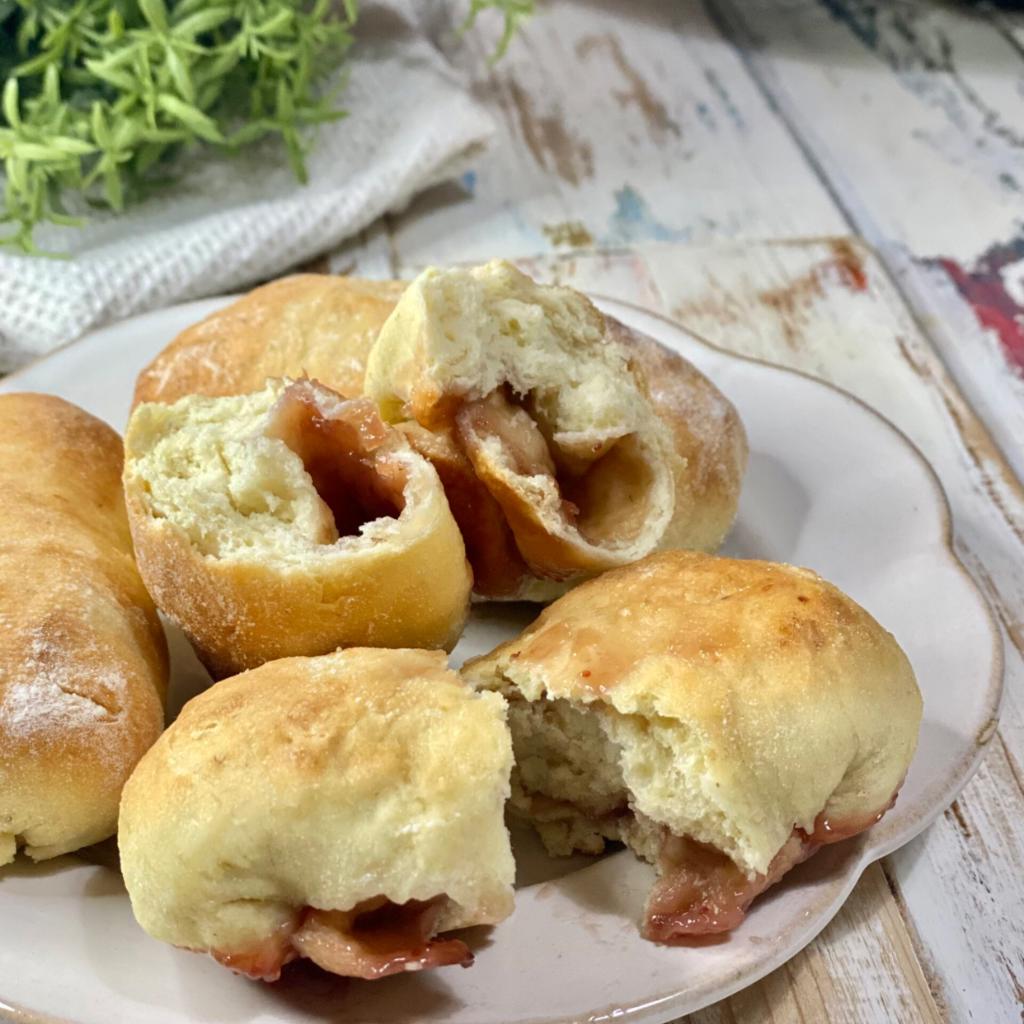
[605,185,690,245]
[461,170,477,195]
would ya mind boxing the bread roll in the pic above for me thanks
[0,394,168,866]
[132,274,406,409]
[609,322,747,555]
[119,649,514,981]
[123,378,471,678]
[364,261,745,600]
[462,551,922,939]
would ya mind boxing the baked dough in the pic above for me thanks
[132,274,406,409]
[0,393,168,866]
[609,321,747,555]
[462,550,922,939]
[124,378,471,678]
[134,267,745,600]
[119,648,514,981]
[364,261,679,600]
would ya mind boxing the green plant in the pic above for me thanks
[0,0,532,254]
[465,0,534,57]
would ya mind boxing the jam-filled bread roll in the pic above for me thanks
[132,274,406,409]
[610,323,747,556]
[119,649,515,981]
[364,260,744,600]
[0,394,168,866]
[462,551,922,940]
[123,378,471,678]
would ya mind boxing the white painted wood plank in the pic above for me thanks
[516,243,1023,1024]
[688,864,942,1024]
[382,1,848,268]
[706,0,1024,493]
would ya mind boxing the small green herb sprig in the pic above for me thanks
[465,0,534,59]
[0,0,532,254]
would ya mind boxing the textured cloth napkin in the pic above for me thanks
[0,2,493,371]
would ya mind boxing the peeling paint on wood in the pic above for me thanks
[576,33,683,142]
[541,221,595,248]
[512,243,1024,1024]
[329,1,1024,1018]
[506,79,595,187]
[933,235,1024,376]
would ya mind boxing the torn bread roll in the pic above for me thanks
[123,378,471,678]
[364,260,745,600]
[462,551,922,939]
[609,322,747,556]
[0,394,168,866]
[119,649,514,981]
[132,274,406,409]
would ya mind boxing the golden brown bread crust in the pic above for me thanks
[462,550,922,876]
[132,275,407,408]
[0,394,168,865]
[133,272,744,598]
[118,649,515,973]
[613,325,748,553]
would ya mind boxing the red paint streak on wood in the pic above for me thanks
[934,238,1024,375]
[828,238,869,292]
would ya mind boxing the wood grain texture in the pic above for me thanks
[325,2,1024,1019]
[362,0,848,267]
[517,243,1024,1024]
[706,0,1024,484]
[687,864,943,1024]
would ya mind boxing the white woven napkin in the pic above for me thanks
[0,2,493,371]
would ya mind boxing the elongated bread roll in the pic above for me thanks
[119,649,514,981]
[123,378,471,678]
[132,274,406,409]
[364,261,746,600]
[462,551,922,939]
[0,393,168,866]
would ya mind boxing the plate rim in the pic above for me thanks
[0,292,1005,1024]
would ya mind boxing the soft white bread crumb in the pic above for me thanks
[364,261,679,599]
[462,551,923,877]
[123,379,471,676]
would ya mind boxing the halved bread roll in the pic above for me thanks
[119,649,515,981]
[0,394,168,866]
[123,378,471,678]
[364,261,745,600]
[462,551,922,939]
[132,274,406,409]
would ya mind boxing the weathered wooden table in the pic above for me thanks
[320,2,1024,1021]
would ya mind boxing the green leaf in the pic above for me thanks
[3,77,20,127]
[171,7,234,40]
[139,0,168,34]
[83,56,137,92]
[103,164,123,209]
[165,47,194,103]
[156,93,223,142]
[91,101,112,148]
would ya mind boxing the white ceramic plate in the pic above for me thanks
[0,297,1002,1024]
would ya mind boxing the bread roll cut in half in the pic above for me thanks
[462,551,923,940]
[119,649,515,981]
[123,378,471,678]
[0,394,168,866]
[365,261,746,600]
[133,274,406,409]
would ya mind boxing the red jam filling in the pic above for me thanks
[205,896,471,983]
[644,801,894,941]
